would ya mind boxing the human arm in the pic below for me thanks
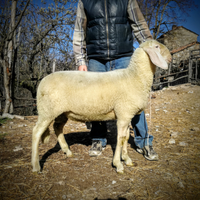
[127,0,153,44]
[73,0,88,71]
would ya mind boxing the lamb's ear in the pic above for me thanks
[142,46,168,69]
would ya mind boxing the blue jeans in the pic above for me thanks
[88,57,153,148]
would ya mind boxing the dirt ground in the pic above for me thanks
[0,83,200,200]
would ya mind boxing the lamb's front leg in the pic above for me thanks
[113,120,130,173]
[121,126,133,166]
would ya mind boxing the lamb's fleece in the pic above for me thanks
[32,40,171,174]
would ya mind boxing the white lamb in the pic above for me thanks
[32,40,171,174]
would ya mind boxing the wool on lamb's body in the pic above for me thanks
[32,40,172,174]
[38,48,152,122]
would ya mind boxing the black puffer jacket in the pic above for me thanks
[82,0,133,60]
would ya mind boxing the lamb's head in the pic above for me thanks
[140,40,172,70]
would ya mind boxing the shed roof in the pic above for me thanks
[158,25,199,39]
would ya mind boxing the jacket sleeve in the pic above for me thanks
[127,0,152,44]
[73,0,87,69]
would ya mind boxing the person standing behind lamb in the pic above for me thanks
[73,0,158,161]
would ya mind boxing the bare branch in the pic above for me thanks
[6,0,30,41]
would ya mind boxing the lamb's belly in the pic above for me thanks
[65,110,116,122]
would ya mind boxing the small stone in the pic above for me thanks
[186,109,190,114]
[18,124,24,127]
[58,181,65,185]
[112,180,116,184]
[179,142,188,146]
[13,145,23,152]
[191,127,199,131]
[169,139,175,144]
[170,132,179,138]
[177,181,184,188]
[5,166,12,169]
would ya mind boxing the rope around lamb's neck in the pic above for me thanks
[147,89,151,148]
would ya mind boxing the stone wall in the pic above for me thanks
[158,26,200,66]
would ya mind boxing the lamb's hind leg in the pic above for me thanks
[54,114,72,157]
[32,118,52,172]
[121,125,133,166]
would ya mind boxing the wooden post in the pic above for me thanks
[168,55,172,87]
[188,50,192,83]
[190,60,193,82]
[195,59,198,81]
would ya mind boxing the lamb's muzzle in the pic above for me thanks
[31,40,171,174]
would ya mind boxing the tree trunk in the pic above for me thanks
[3,0,17,114]
[1,0,30,115]
[3,58,11,114]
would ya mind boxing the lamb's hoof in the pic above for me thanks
[66,150,73,157]
[32,171,42,175]
[116,164,124,174]
[32,163,41,173]
[116,168,124,174]
[32,167,41,174]
[67,154,73,158]
[126,162,134,167]
[43,136,50,144]
[125,159,134,166]
[123,157,133,166]
[64,150,73,158]
[62,148,73,157]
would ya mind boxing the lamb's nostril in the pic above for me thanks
[167,57,172,63]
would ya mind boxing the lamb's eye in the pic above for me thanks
[156,46,159,48]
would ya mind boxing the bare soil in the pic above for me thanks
[0,83,200,200]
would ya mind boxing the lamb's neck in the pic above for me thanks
[125,51,156,96]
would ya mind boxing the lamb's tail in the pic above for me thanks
[41,128,50,144]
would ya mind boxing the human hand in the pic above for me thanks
[78,65,88,71]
